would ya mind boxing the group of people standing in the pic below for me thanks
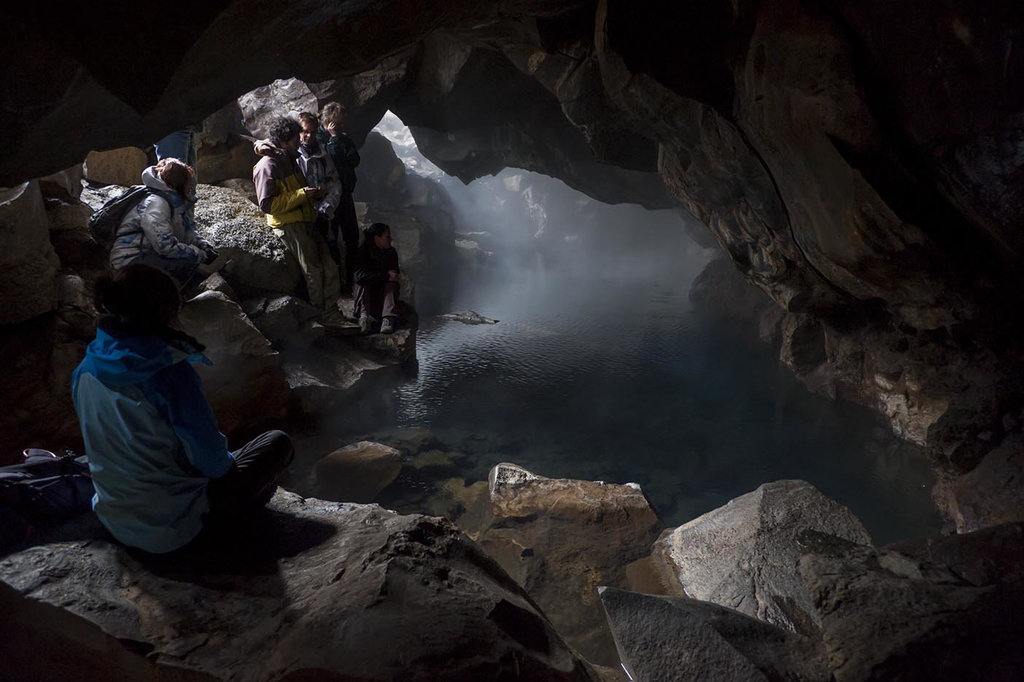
[72,101,406,557]
[253,103,401,334]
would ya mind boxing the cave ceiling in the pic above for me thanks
[4,0,1024,329]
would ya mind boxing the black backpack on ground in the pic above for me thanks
[88,186,173,249]
[0,452,94,549]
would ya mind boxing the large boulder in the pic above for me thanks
[238,77,320,140]
[193,183,304,297]
[281,336,404,416]
[472,463,663,667]
[195,100,258,184]
[598,587,828,682]
[313,440,403,502]
[0,181,60,324]
[798,523,1024,681]
[0,490,597,681]
[651,480,871,635]
[82,147,148,186]
[177,290,289,436]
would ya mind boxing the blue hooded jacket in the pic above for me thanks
[72,327,234,553]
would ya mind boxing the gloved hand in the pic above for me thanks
[202,246,220,265]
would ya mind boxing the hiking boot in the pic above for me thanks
[380,317,395,335]
[359,314,375,335]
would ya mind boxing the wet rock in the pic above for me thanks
[652,480,871,636]
[440,310,499,325]
[372,427,443,456]
[314,441,403,503]
[343,325,417,362]
[598,587,828,682]
[193,183,303,297]
[282,338,400,416]
[82,147,148,186]
[410,449,456,471]
[474,463,663,667]
[177,290,289,435]
[798,523,1024,682]
[0,490,596,681]
[0,181,59,324]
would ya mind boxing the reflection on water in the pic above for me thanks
[297,218,942,546]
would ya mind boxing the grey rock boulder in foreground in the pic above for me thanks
[598,587,828,682]
[0,490,596,681]
[652,479,871,635]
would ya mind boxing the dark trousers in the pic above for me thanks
[206,430,293,522]
[329,192,360,288]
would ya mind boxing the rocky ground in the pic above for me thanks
[4,448,1021,680]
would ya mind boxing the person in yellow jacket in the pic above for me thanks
[253,117,344,325]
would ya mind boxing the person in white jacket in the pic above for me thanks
[109,158,217,286]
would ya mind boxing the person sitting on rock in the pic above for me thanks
[354,222,401,335]
[317,102,361,292]
[72,264,294,554]
[109,157,217,288]
[253,116,345,326]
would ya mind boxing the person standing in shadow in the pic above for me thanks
[318,102,361,292]
[72,264,293,554]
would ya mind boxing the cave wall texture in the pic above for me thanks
[3,0,1024,526]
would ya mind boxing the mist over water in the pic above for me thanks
[292,113,943,545]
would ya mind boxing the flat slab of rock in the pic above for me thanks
[598,587,828,682]
[474,463,663,667]
[652,480,871,635]
[0,490,597,681]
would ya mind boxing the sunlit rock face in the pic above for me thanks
[4,0,1024,518]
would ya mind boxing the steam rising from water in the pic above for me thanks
[292,112,943,544]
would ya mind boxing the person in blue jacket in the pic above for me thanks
[72,264,293,554]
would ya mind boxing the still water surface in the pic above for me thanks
[297,228,942,545]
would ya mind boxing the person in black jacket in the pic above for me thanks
[317,102,361,292]
[354,222,400,334]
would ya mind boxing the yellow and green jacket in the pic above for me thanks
[252,146,316,228]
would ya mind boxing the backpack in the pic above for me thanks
[0,451,94,548]
[87,186,172,249]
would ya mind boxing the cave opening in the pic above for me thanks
[278,108,942,546]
